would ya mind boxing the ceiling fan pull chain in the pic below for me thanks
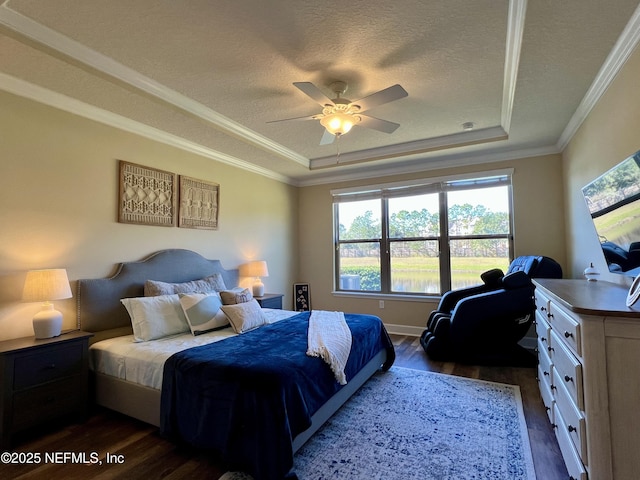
[336,135,341,164]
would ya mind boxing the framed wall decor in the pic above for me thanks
[118,160,176,226]
[294,283,311,311]
[178,175,219,230]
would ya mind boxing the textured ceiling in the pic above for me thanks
[1,0,639,185]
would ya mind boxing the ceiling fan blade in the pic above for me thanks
[351,84,408,112]
[358,114,400,134]
[266,114,319,124]
[293,82,335,107]
[320,129,336,145]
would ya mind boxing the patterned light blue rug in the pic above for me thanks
[220,366,536,479]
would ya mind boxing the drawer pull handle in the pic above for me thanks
[540,337,547,343]
[548,313,554,319]
[551,423,557,429]
[550,385,557,391]
[543,371,549,376]
[545,406,550,412]
[547,346,554,353]
[564,375,573,383]
[564,331,573,339]
[540,306,547,312]
[568,425,577,433]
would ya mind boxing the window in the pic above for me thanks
[333,171,513,296]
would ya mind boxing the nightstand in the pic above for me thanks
[0,330,93,449]
[254,293,284,309]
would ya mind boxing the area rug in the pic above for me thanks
[219,366,536,479]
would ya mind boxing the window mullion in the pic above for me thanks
[438,191,451,293]
[380,198,391,293]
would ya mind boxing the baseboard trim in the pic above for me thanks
[384,323,423,337]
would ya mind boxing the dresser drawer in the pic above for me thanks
[554,404,588,480]
[13,342,83,390]
[548,303,581,356]
[536,315,551,346]
[553,366,587,463]
[534,289,551,319]
[550,330,584,410]
[538,338,553,382]
[538,365,555,425]
[12,376,82,430]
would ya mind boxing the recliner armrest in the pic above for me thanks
[501,271,530,289]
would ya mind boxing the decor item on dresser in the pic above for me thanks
[420,255,562,365]
[178,175,219,230]
[582,262,600,281]
[294,283,310,311]
[626,275,640,306]
[534,278,640,480]
[22,268,73,339]
[240,260,269,296]
[118,160,176,226]
[76,249,394,480]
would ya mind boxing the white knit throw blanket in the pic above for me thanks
[306,310,353,385]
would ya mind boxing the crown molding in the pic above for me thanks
[295,144,560,187]
[309,126,508,169]
[556,2,640,151]
[0,3,309,169]
[502,0,527,133]
[0,73,292,184]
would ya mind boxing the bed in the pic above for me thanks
[76,249,395,479]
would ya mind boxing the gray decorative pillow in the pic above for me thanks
[220,287,253,305]
[144,273,227,296]
[221,299,267,334]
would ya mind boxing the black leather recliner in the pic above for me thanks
[420,255,562,366]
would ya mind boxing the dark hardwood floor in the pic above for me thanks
[1,334,567,479]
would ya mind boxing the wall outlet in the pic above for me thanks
[379,300,384,309]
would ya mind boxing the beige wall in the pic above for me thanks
[563,44,640,286]
[298,154,566,332]
[0,91,298,340]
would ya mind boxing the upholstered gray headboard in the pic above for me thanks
[77,249,238,342]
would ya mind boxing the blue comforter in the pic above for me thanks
[160,311,394,480]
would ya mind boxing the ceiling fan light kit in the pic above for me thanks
[270,80,408,144]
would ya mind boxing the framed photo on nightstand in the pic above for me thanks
[293,283,310,311]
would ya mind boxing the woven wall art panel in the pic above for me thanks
[178,175,219,230]
[118,160,176,226]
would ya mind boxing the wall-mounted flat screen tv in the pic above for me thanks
[582,150,640,275]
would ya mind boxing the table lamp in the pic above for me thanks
[242,260,269,296]
[22,268,73,339]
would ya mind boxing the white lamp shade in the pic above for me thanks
[240,261,269,297]
[242,260,269,278]
[22,269,72,302]
[22,269,72,339]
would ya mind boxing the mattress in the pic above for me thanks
[89,308,299,390]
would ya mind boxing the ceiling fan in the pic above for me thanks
[268,81,408,145]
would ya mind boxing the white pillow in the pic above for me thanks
[121,294,189,342]
[221,299,267,334]
[178,292,229,335]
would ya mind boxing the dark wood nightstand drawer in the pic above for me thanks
[13,342,83,390]
[255,294,283,309]
[12,377,82,431]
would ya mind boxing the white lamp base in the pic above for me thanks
[252,279,265,297]
[32,303,63,339]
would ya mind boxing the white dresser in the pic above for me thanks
[533,279,640,480]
